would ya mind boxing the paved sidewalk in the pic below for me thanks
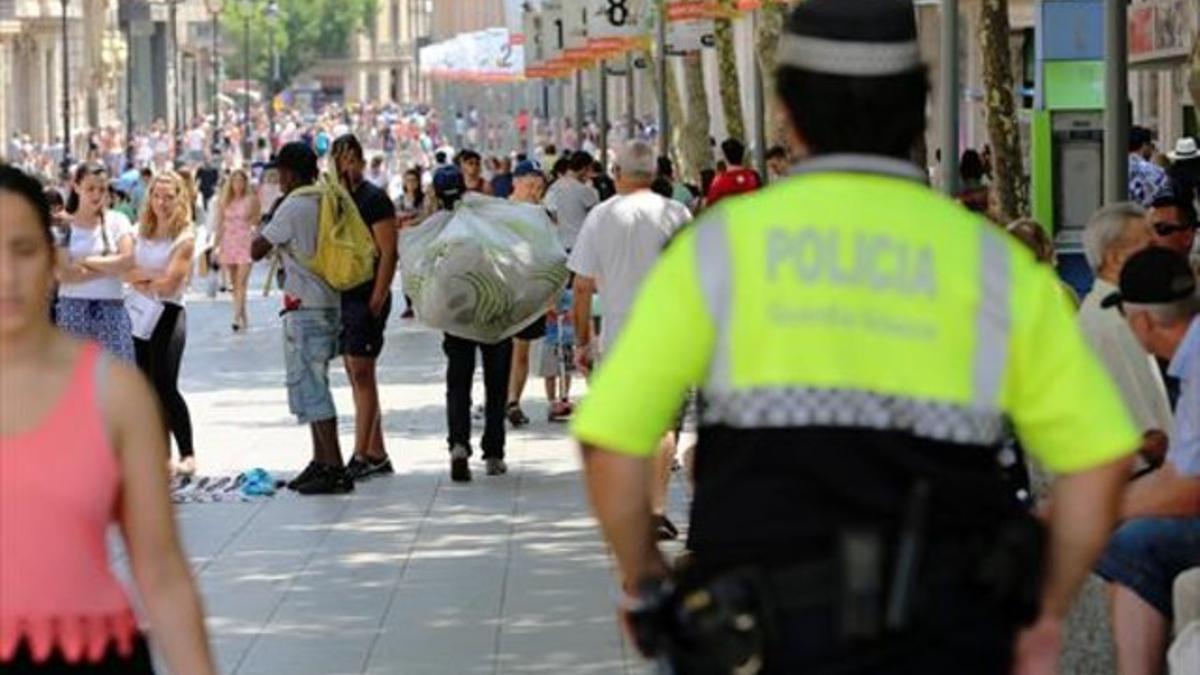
[121,278,665,674]
[115,275,1113,674]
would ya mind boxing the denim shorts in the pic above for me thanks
[1095,517,1200,617]
[283,308,340,424]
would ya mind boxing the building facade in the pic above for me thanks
[121,0,215,133]
[1128,0,1198,145]
[303,0,434,106]
[1,0,123,152]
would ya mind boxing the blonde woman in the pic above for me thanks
[126,172,198,475]
[1005,218,1080,311]
[213,169,260,331]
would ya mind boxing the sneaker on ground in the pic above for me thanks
[346,455,395,482]
[450,445,472,483]
[287,461,322,491]
[486,458,508,476]
[295,463,355,495]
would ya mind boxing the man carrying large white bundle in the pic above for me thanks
[401,165,569,482]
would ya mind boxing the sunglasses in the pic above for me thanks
[1153,221,1198,237]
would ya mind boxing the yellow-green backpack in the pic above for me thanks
[294,175,378,291]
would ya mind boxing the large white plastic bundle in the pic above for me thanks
[400,193,569,344]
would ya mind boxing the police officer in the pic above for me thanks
[571,1,1139,673]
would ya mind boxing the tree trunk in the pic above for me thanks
[680,51,713,182]
[754,2,788,149]
[979,0,1027,222]
[646,40,686,174]
[1190,27,1200,131]
[665,59,686,171]
[715,2,745,142]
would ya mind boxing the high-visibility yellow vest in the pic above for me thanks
[572,154,1138,560]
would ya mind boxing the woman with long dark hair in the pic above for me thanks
[54,162,136,361]
[396,168,428,228]
[0,165,215,674]
[126,172,198,475]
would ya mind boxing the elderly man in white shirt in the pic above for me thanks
[569,139,693,541]
[1080,202,1175,463]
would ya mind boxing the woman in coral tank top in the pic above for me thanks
[0,165,215,674]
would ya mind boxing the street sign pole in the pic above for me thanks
[656,0,669,159]
[126,6,135,168]
[752,10,768,183]
[61,0,71,176]
[599,60,609,163]
[625,51,636,140]
[171,0,182,161]
[1104,0,1129,202]
[939,0,959,196]
[574,69,584,151]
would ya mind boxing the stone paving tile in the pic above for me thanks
[143,281,647,673]
[116,275,1119,674]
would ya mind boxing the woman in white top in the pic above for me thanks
[54,162,136,361]
[126,172,198,474]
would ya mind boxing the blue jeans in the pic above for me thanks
[1095,517,1200,617]
[283,308,340,424]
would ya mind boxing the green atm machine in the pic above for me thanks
[1030,0,1107,294]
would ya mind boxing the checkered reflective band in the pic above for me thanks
[700,388,1008,447]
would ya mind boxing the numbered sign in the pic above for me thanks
[588,0,651,54]
[542,0,566,67]
[665,19,715,55]
[562,0,592,63]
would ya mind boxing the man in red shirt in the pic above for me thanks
[705,138,762,206]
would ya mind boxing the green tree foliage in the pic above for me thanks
[222,0,377,88]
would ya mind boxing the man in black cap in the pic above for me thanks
[572,1,1138,672]
[330,134,399,483]
[251,141,352,495]
[430,164,513,482]
[1098,247,1200,674]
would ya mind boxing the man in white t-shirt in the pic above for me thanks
[568,140,692,540]
[543,151,600,251]
[1079,203,1174,461]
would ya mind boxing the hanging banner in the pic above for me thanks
[733,0,790,11]
[524,4,575,79]
[587,0,653,55]
[505,0,528,44]
[542,0,567,68]
[665,19,715,54]
[562,0,593,63]
[419,29,526,83]
[665,0,736,21]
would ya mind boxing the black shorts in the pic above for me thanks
[340,293,392,358]
[515,315,548,341]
